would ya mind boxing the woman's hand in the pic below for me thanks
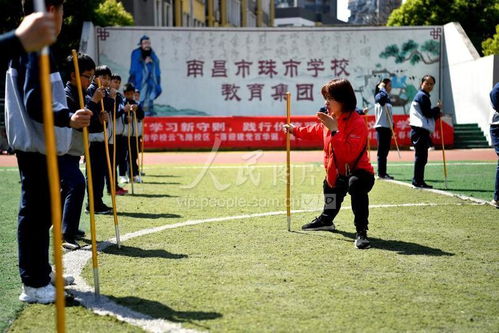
[283,124,294,135]
[317,112,338,131]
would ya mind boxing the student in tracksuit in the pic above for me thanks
[409,75,442,189]
[86,66,116,214]
[5,0,92,304]
[374,78,394,179]
[284,79,375,249]
[60,53,107,250]
[123,82,145,183]
[111,74,130,191]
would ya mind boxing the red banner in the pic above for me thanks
[143,115,454,150]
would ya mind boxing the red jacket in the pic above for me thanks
[293,111,374,187]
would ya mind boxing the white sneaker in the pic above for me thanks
[19,284,56,304]
[134,176,143,183]
[119,176,129,184]
[49,271,75,286]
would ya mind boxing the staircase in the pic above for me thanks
[453,123,490,149]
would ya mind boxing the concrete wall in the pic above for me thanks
[442,22,499,144]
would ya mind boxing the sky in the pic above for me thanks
[337,0,350,22]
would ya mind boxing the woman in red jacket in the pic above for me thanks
[284,79,375,249]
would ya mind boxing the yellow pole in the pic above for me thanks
[33,0,65,331]
[71,50,100,296]
[127,109,135,194]
[385,109,401,159]
[112,100,117,194]
[133,112,140,182]
[96,79,121,248]
[439,117,448,188]
[140,121,145,177]
[286,92,291,231]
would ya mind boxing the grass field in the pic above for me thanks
[1,156,498,332]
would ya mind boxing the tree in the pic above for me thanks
[94,0,134,27]
[482,24,499,56]
[387,0,499,56]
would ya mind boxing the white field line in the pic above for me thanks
[63,201,482,333]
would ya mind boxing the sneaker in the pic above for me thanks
[119,176,129,184]
[412,182,433,189]
[140,171,146,176]
[75,229,86,239]
[49,271,75,286]
[62,238,81,251]
[95,204,113,215]
[354,230,370,249]
[378,174,394,180]
[19,284,56,304]
[133,176,143,183]
[491,200,499,209]
[115,187,128,196]
[302,215,336,231]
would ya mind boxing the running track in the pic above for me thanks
[0,148,496,167]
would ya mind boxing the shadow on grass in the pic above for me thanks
[66,292,222,330]
[141,181,181,185]
[128,193,179,198]
[103,244,188,259]
[335,230,454,256]
[146,174,179,178]
[118,212,182,219]
[109,295,222,326]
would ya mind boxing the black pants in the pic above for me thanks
[117,135,128,177]
[128,136,140,177]
[59,155,85,239]
[322,170,375,233]
[16,151,52,287]
[376,127,392,176]
[88,141,107,208]
[411,126,432,185]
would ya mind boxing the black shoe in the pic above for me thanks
[86,204,113,215]
[354,230,370,249]
[62,238,81,251]
[412,181,433,189]
[302,215,336,231]
[75,229,86,239]
[378,174,394,180]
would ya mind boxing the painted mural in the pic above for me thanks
[96,26,442,117]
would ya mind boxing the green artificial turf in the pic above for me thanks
[1,158,498,332]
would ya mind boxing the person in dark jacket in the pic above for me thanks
[284,79,375,249]
[409,75,442,189]
[5,0,91,304]
[60,53,108,250]
[374,78,394,179]
[489,82,499,208]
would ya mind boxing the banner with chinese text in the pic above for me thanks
[143,115,454,150]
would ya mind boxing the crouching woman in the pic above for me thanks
[284,79,375,249]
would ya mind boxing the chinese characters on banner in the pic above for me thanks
[186,58,350,102]
[143,115,454,150]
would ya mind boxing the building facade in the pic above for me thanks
[347,0,401,25]
[274,0,345,27]
[120,0,273,27]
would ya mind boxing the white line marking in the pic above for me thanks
[63,201,481,332]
